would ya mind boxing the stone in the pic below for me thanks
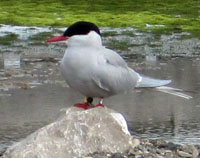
[132,139,140,148]
[0,151,5,157]
[177,150,193,158]
[110,153,125,158]
[167,142,178,151]
[179,145,199,157]
[192,146,199,158]
[2,107,135,158]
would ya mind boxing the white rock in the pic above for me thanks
[177,150,192,158]
[3,107,135,158]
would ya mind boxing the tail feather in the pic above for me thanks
[135,75,192,99]
[136,75,171,88]
[155,86,192,99]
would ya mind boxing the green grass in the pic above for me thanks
[106,39,132,51]
[30,32,54,41]
[121,30,135,37]
[101,31,118,37]
[0,33,19,45]
[0,0,200,37]
[29,32,53,45]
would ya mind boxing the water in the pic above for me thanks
[0,26,200,152]
[3,53,21,69]
[0,25,53,40]
[0,53,200,151]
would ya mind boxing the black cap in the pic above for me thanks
[63,21,101,37]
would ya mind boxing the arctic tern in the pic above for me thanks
[47,21,192,109]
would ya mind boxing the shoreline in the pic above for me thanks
[1,138,199,157]
[0,0,200,38]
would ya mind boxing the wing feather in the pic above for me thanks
[90,48,139,94]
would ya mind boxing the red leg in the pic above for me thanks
[94,98,104,108]
[74,103,89,110]
[94,103,104,107]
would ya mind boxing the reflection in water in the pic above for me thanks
[0,54,200,152]
[3,53,21,69]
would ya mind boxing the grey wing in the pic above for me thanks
[91,48,140,95]
[101,48,128,68]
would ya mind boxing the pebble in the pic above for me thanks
[177,150,192,157]
[192,146,199,157]
[0,77,8,80]
[111,153,125,158]
[85,139,200,158]
[132,138,140,148]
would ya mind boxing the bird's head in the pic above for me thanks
[46,21,101,46]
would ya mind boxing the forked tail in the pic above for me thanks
[135,74,192,99]
[155,86,192,99]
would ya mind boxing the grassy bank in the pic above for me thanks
[0,0,200,37]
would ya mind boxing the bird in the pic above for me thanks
[46,21,192,109]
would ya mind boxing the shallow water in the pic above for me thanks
[0,26,200,152]
[0,53,200,153]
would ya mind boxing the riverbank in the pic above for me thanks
[0,0,200,38]
[0,25,200,57]
[1,138,199,157]
[1,106,199,158]
[88,138,200,158]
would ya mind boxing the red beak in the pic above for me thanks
[46,36,68,43]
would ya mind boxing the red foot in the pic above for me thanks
[94,103,105,108]
[74,103,89,110]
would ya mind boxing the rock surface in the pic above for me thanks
[86,139,200,158]
[2,107,136,158]
[2,107,200,158]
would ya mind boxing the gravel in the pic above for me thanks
[87,139,200,158]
